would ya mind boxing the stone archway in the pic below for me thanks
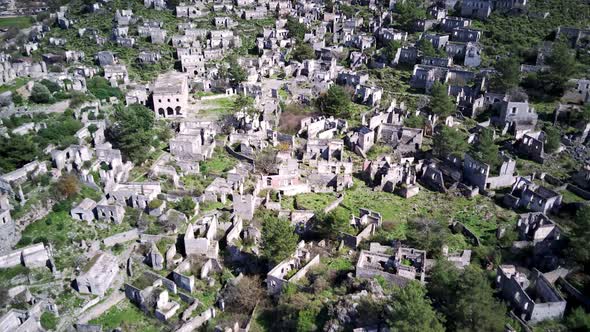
[175,106,182,115]
[158,108,165,116]
[166,107,174,116]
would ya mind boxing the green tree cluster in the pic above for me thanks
[312,211,353,240]
[260,210,299,265]
[226,55,247,86]
[493,57,521,91]
[387,282,445,332]
[292,43,316,62]
[172,196,196,217]
[428,262,508,332]
[87,77,123,100]
[286,17,307,42]
[395,0,427,31]
[469,128,500,169]
[316,85,354,118]
[382,40,401,63]
[543,126,561,153]
[569,205,590,270]
[0,134,41,172]
[30,83,53,104]
[417,39,445,58]
[429,82,455,118]
[108,104,155,164]
[433,126,469,159]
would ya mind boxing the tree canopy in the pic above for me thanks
[387,281,445,332]
[569,205,590,270]
[382,40,401,63]
[87,77,123,100]
[429,82,455,118]
[317,85,354,118]
[172,196,196,217]
[0,134,41,172]
[260,210,299,265]
[433,126,469,159]
[109,104,156,164]
[286,17,307,41]
[292,43,316,62]
[312,211,353,240]
[395,0,427,31]
[494,57,521,91]
[428,263,507,332]
[30,83,53,104]
[469,128,500,169]
[545,41,577,93]
[543,126,561,154]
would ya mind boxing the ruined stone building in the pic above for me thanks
[356,242,426,286]
[184,214,220,259]
[152,71,189,118]
[462,153,516,191]
[266,241,320,295]
[342,209,382,248]
[75,252,120,296]
[504,177,562,214]
[496,265,566,323]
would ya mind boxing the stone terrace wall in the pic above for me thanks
[103,229,139,247]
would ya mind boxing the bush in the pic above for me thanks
[29,83,53,104]
[40,312,58,330]
[12,92,23,106]
[87,77,123,100]
[40,79,61,93]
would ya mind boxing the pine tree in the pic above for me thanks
[387,281,445,332]
[260,211,299,265]
[433,126,468,158]
[470,128,500,168]
[430,82,456,118]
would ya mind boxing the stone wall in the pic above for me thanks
[290,254,320,283]
[566,184,590,200]
[225,145,254,163]
[124,283,144,305]
[176,307,216,332]
[145,270,177,294]
[75,324,103,332]
[323,194,344,213]
[172,268,195,293]
[0,215,17,255]
[0,243,50,269]
[103,229,139,247]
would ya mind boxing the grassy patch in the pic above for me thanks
[201,96,235,109]
[325,256,354,272]
[56,288,86,312]
[200,147,237,177]
[516,152,580,180]
[0,16,33,29]
[292,192,337,211]
[0,77,29,94]
[200,201,226,212]
[0,265,30,286]
[40,312,58,330]
[282,180,517,244]
[89,301,164,332]
[561,189,588,204]
[18,210,96,270]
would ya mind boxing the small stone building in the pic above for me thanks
[75,252,120,296]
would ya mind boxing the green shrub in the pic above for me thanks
[40,312,58,330]
[87,77,123,100]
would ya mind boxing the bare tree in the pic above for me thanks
[222,275,265,313]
